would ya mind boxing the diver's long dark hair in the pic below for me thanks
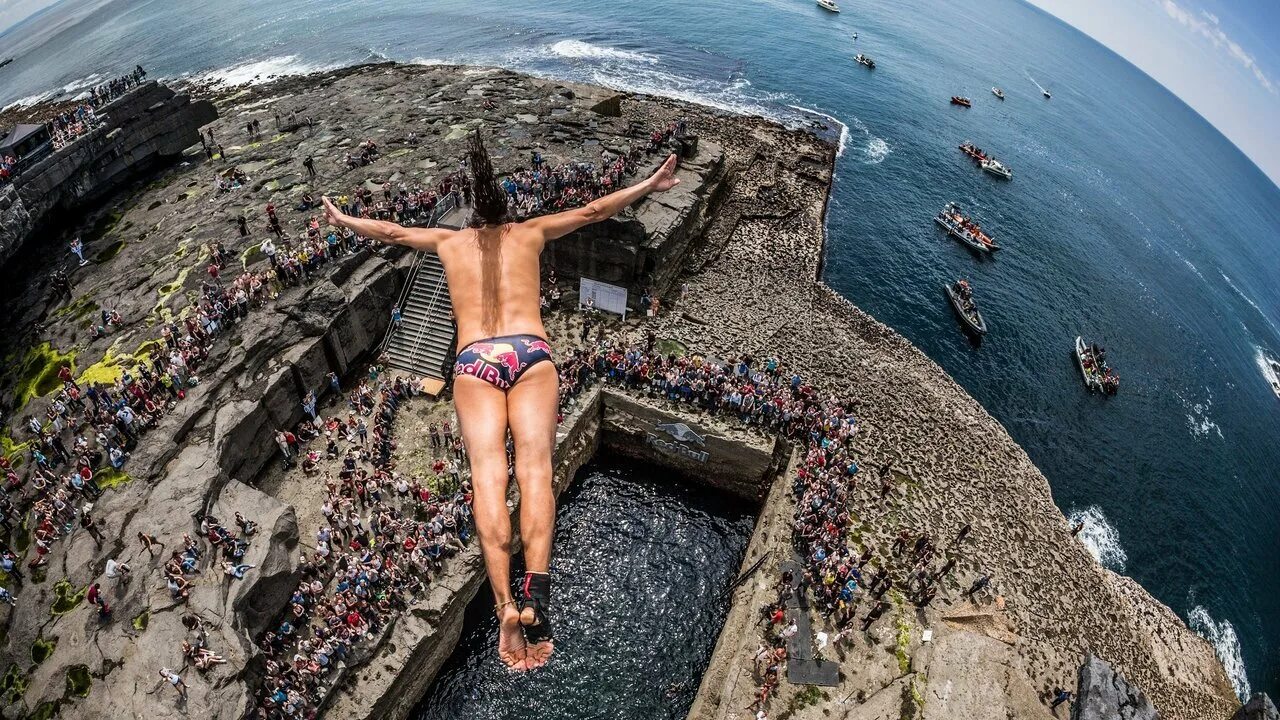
[467,130,510,228]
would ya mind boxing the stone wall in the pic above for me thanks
[3,251,407,720]
[323,388,604,720]
[0,81,217,266]
[600,389,786,503]
[542,140,725,303]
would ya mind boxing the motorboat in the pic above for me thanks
[855,54,876,69]
[959,140,987,162]
[945,280,988,335]
[1269,358,1280,398]
[1075,336,1119,395]
[817,0,841,12]
[1043,89,1052,99]
[992,87,1005,99]
[951,96,972,107]
[935,202,1000,254]
[981,158,1013,180]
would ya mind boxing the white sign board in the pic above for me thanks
[578,277,628,319]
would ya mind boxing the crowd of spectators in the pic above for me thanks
[499,119,686,221]
[250,371,473,719]
[1,65,147,187]
[552,339,976,719]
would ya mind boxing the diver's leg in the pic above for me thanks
[454,375,528,671]
[506,360,559,666]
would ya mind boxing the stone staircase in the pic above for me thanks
[384,252,455,379]
[381,196,469,381]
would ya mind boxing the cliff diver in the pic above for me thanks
[322,133,682,670]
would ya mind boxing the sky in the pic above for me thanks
[1,0,1277,182]
[1025,0,1280,185]
[0,0,60,34]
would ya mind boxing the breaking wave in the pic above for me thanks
[496,39,805,125]
[1188,605,1251,701]
[188,55,343,88]
[1066,506,1127,572]
[1221,271,1279,335]
[545,39,659,65]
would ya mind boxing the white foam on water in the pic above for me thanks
[1253,346,1280,393]
[1176,388,1224,440]
[1188,605,1251,701]
[1221,271,1279,336]
[1,70,108,111]
[545,39,659,65]
[786,103,849,155]
[190,55,342,89]
[1066,506,1127,572]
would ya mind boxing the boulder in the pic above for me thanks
[1233,695,1279,720]
[1073,654,1160,720]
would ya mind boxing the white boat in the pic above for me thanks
[935,202,1000,254]
[1075,337,1101,391]
[992,87,1005,99]
[1043,89,1052,99]
[981,158,1013,180]
[817,0,841,12]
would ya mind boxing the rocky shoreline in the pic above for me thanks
[0,62,1244,720]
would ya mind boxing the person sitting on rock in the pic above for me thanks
[321,131,682,671]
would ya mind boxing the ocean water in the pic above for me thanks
[2,0,1277,701]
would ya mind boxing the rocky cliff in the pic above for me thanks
[0,81,216,267]
[0,62,1246,720]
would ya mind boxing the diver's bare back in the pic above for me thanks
[434,223,548,348]
[321,153,682,348]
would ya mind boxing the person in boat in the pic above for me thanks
[321,133,683,671]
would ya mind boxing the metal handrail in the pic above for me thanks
[405,270,450,374]
[377,193,461,355]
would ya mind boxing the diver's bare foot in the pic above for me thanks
[525,637,554,668]
[497,604,530,671]
[520,605,555,668]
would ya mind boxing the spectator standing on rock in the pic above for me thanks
[70,237,88,266]
[159,667,187,699]
[303,155,316,178]
[1050,688,1073,709]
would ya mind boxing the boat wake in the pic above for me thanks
[1066,506,1127,572]
[1188,605,1251,701]
[1254,345,1280,393]
[1023,68,1047,94]
[1221,271,1280,336]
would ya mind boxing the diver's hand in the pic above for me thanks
[321,196,345,227]
[647,154,681,193]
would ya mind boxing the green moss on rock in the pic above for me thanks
[65,665,91,698]
[13,342,77,409]
[1,663,27,703]
[31,637,56,665]
[131,608,150,631]
[50,580,86,616]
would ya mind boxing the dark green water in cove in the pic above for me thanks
[413,458,755,720]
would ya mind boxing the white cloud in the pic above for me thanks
[1161,0,1275,94]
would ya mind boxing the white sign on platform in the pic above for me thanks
[578,277,628,319]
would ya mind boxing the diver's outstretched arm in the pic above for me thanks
[322,196,453,251]
[524,154,681,244]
